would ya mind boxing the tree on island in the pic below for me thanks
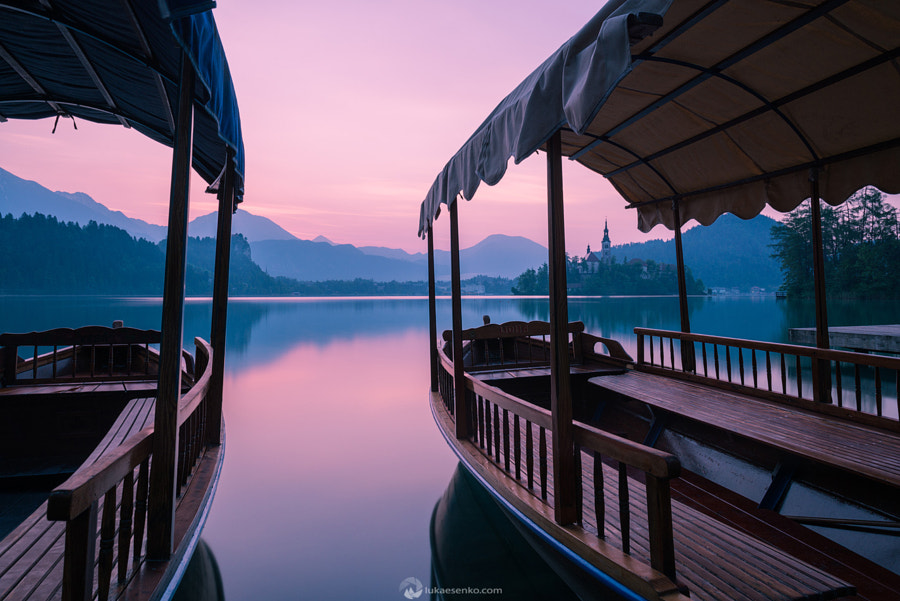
[511,256,704,296]
[770,187,900,298]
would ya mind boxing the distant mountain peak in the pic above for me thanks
[313,235,336,245]
[0,166,167,242]
[188,210,298,243]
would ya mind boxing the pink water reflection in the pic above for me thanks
[204,328,457,599]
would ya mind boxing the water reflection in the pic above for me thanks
[430,464,579,600]
[2,295,898,599]
[173,539,225,601]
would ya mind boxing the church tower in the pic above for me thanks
[601,219,612,263]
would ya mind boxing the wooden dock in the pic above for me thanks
[789,325,900,354]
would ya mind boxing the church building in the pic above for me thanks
[582,220,612,273]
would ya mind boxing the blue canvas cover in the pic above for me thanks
[0,0,245,201]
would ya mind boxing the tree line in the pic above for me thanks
[770,188,900,298]
[0,213,507,296]
[512,256,705,295]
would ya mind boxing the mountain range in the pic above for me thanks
[0,166,783,288]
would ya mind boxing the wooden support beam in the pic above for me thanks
[148,52,194,561]
[207,153,235,446]
[809,168,831,403]
[546,130,577,525]
[449,201,469,438]
[672,200,695,372]
[428,225,439,393]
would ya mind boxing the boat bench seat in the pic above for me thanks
[0,380,156,397]
[589,369,900,488]
[0,397,155,600]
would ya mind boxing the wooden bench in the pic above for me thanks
[588,369,900,490]
[445,318,631,377]
[0,397,155,600]
[1,325,160,386]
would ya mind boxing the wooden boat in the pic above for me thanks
[419,1,900,600]
[0,1,244,599]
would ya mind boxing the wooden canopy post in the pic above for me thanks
[207,152,235,446]
[546,130,577,525]
[672,200,696,372]
[427,224,439,392]
[449,201,469,438]
[148,52,194,561]
[809,168,832,403]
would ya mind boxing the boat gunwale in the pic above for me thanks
[429,389,686,601]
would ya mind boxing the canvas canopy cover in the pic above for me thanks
[418,0,900,237]
[0,0,244,201]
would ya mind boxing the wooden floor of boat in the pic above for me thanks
[0,397,155,601]
[471,362,625,381]
[455,394,862,601]
[588,370,900,488]
[0,382,156,398]
[670,470,900,601]
[538,436,853,600]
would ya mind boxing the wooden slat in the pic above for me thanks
[591,371,900,488]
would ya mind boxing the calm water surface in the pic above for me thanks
[1,295,897,599]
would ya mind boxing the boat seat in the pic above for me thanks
[588,369,900,489]
[0,397,155,600]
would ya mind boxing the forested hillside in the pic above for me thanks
[612,214,781,291]
[0,213,508,296]
[0,213,295,295]
[771,188,900,298]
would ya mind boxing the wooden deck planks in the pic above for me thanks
[0,397,155,601]
[473,362,624,382]
[590,371,900,488]
[578,453,852,601]
[469,403,854,601]
[672,472,900,601]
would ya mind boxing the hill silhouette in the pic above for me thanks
[610,214,781,291]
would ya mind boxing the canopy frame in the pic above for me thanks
[0,0,245,199]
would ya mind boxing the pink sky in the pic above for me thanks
[2,1,890,256]
[0,1,669,255]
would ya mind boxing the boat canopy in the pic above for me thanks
[0,0,245,201]
[418,0,900,237]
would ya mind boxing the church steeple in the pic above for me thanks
[601,219,611,263]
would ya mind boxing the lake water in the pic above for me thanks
[0,295,897,599]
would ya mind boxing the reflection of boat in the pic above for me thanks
[431,463,582,601]
[0,1,244,599]
[418,2,900,600]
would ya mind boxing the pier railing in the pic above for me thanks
[437,342,681,582]
[636,328,900,423]
[47,338,215,601]
[0,325,161,386]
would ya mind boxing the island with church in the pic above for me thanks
[512,220,706,296]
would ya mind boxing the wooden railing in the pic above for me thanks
[0,325,161,386]
[47,338,215,601]
[636,328,900,422]
[437,342,680,582]
[573,421,680,580]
